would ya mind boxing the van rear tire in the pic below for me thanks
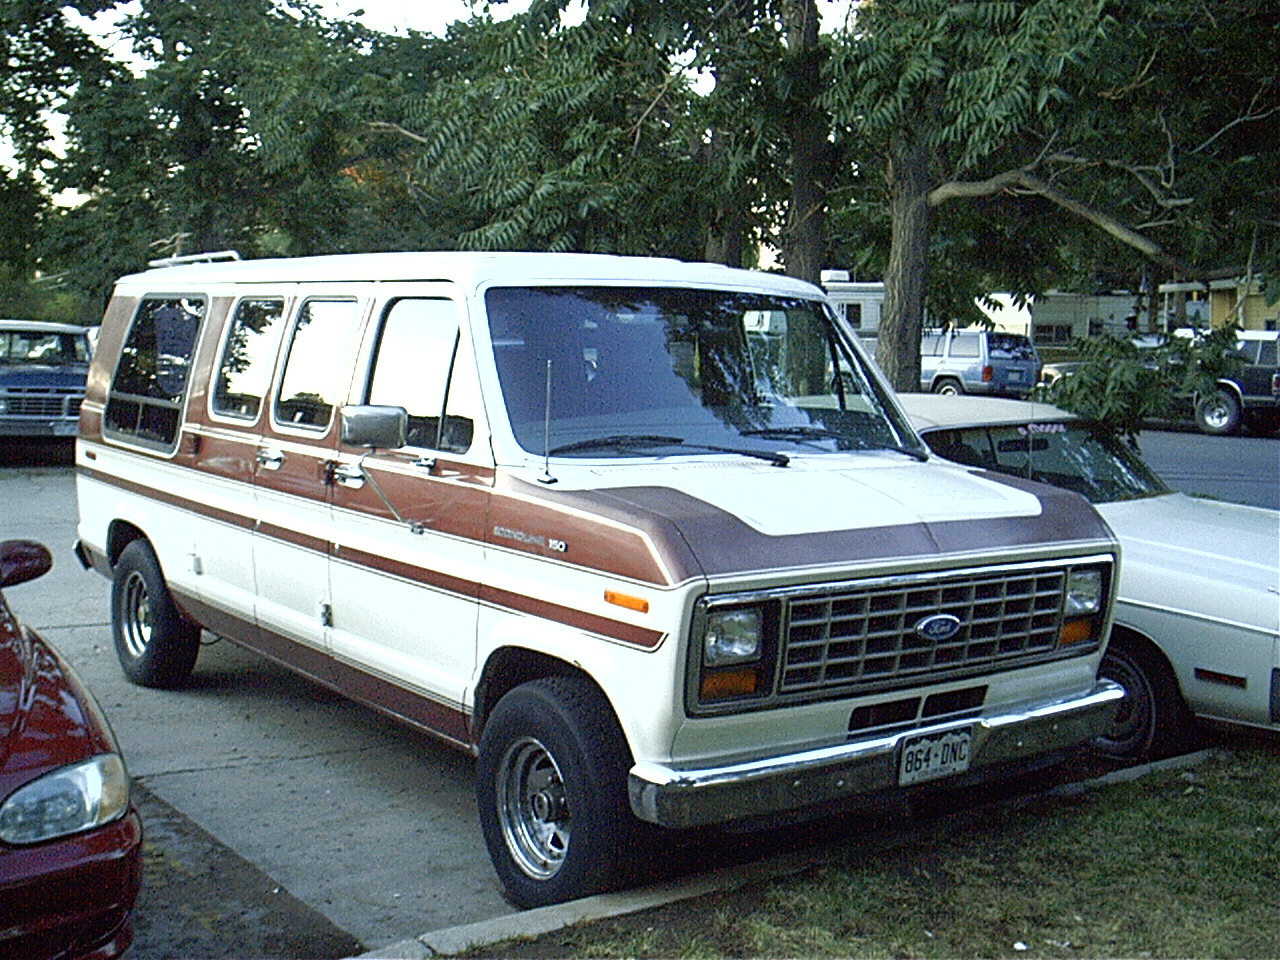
[933,377,964,396]
[112,539,201,688]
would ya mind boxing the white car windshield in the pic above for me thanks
[485,286,924,462]
[922,421,1170,503]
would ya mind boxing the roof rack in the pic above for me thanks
[147,250,243,268]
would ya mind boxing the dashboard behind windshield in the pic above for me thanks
[485,286,920,460]
[921,421,1170,503]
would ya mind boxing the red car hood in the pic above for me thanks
[0,609,28,751]
[0,604,111,794]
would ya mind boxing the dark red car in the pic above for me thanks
[0,540,142,959]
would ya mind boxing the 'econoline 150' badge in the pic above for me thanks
[915,613,962,642]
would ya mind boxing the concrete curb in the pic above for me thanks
[354,748,1224,959]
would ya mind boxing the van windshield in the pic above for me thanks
[485,286,924,461]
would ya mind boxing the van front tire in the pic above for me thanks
[112,539,201,688]
[476,676,636,908]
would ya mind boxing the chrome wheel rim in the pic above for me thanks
[1201,395,1233,430]
[496,737,569,880]
[120,570,154,659]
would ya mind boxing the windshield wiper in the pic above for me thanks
[740,426,927,462]
[740,426,847,441]
[872,442,930,462]
[548,434,687,455]
[548,434,789,467]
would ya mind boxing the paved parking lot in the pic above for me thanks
[0,446,510,955]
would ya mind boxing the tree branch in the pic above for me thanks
[367,120,429,145]
[928,165,1205,278]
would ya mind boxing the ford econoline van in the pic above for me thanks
[75,251,1121,907]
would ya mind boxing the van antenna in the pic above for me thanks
[538,359,557,484]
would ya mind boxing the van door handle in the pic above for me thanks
[331,461,365,489]
[256,447,284,470]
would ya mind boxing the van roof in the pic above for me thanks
[115,251,823,297]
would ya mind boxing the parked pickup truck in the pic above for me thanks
[1191,330,1280,435]
[0,320,92,438]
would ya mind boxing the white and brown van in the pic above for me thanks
[75,251,1123,906]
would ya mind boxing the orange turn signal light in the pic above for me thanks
[604,589,649,614]
[1058,617,1093,646]
[700,666,759,701]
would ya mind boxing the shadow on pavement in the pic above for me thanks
[132,783,365,959]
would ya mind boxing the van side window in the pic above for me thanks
[105,296,205,450]
[212,298,287,421]
[367,298,473,453]
[274,299,359,431]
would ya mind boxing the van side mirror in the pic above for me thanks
[341,405,408,449]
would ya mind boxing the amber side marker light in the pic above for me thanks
[604,589,649,614]
[1058,618,1094,646]
[701,666,760,700]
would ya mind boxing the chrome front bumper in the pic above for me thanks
[629,679,1125,829]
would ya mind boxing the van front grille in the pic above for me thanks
[779,567,1070,694]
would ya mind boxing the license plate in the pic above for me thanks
[1007,370,1024,382]
[898,727,972,786]
[53,422,78,436]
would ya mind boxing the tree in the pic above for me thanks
[367,12,714,258]
[825,0,1280,392]
[824,0,1110,391]
[0,0,117,318]
[374,0,844,279]
[43,0,445,302]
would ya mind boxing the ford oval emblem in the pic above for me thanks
[915,613,962,642]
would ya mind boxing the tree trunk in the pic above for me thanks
[878,129,932,392]
[779,0,826,286]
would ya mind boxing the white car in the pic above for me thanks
[900,393,1280,759]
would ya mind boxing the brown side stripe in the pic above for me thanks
[479,584,666,650]
[174,591,473,747]
[81,464,664,650]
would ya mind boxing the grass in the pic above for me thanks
[463,738,1280,959]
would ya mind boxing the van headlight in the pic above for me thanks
[694,601,777,705]
[1064,567,1104,616]
[703,607,763,666]
[0,754,130,845]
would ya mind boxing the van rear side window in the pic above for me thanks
[105,296,205,450]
